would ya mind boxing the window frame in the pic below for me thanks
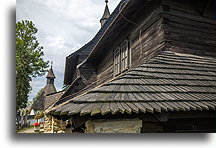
[113,39,130,76]
[121,40,129,72]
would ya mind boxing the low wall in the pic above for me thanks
[85,119,142,133]
[44,115,66,133]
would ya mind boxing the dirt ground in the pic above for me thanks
[16,126,35,133]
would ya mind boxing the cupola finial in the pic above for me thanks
[100,0,110,27]
[51,61,53,68]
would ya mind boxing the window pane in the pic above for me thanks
[121,40,128,71]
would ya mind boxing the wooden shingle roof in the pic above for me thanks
[32,84,57,110]
[44,91,65,110]
[50,51,216,116]
[31,91,46,111]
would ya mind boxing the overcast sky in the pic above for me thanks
[16,0,121,101]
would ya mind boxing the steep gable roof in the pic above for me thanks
[31,84,57,110]
[31,91,46,111]
[64,0,129,85]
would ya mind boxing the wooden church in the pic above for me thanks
[32,66,57,113]
[45,0,216,133]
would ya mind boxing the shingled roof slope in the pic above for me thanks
[64,0,128,85]
[32,84,57,110]
[31,91,46,110]
[51,50,216,116]
[45,91,65,110]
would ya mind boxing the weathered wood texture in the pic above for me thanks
[96,0,164,86]
[162,0,216,57]
[58,0,215,108]
[51,51,216,117]
[96,0,215,86]
[163,117,216,133]
[130,5,165,68]
[79,63,97,86]
[96,50,114,85]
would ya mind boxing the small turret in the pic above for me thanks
[100,0,110,27]
[46,63,56,85]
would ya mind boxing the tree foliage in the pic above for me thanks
[16,20,49,110]
[32,88,44,105]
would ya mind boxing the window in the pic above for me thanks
[114,39,129,76]
[114,47,120,75]
[121,40,128,72]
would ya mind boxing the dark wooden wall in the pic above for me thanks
[64,0,215,97]
[163,117,216,133]
[70,111,216,133]
[96,0,164,86]
[79,63,97,86]
[130,2,165,68]
[97,50,114,85]
[162,0,216,57]
[94,0,216,87]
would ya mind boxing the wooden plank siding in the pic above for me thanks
[56,0,216,109]
[96,1,166,86]
[49,0,216,133]
[79,63,97,87]
[83,0,216,89]
[96,49,114,85]
[162,0,216,57]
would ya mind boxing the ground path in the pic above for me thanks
[17,127,35,133]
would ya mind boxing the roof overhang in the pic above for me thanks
[84,0,155,64]
[64,54,79,85]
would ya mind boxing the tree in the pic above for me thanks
[32,88,44,105]
[16,20,49,110]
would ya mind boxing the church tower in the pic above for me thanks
[46,65,56,85]
[31,64,56,111]
[100,0,110,27]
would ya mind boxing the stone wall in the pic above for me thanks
[52,118,66,133]
[85,119,142,133]
[44,114,66,133]
[44,115,52,133]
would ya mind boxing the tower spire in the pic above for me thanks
[46,62,56,85]
[51,61,53,68]
[100,0,110,27]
